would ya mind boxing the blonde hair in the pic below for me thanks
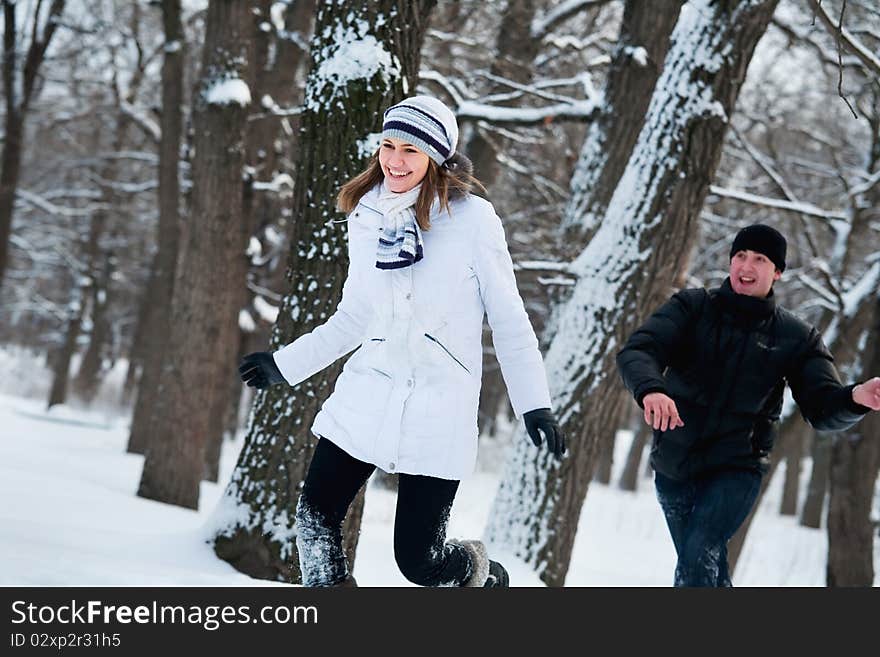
[336,152,485,231]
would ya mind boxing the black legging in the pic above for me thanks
[295,437,473,586]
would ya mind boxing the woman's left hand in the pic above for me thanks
[523,408,566,459]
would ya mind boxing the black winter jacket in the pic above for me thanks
[616,278,870,481]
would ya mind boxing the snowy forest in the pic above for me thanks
[1,0,879,587]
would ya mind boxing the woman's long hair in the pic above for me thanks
[336,151,485,231]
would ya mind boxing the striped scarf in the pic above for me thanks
[375,183,424,270]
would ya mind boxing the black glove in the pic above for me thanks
[238,351,286,389]
[523,408,566,459]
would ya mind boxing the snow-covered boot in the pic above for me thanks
[451,539,508,587]
[484,560,509,588]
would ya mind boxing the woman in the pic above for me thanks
[239,95,565,587]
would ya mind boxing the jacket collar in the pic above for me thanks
[358,183,449,221]
[714,277,776,323]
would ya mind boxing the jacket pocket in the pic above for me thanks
[352,337,391,377]
[424,333,470,374]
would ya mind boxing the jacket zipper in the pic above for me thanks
[424,333,470,374]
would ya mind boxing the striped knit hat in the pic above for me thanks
[382,96,459,166]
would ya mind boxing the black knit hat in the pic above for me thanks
[730,224,787,272]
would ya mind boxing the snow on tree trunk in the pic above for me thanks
[137,0,253,510]
[485,0,780,587]
[558,0,685,486]
[208,0,436,583]
[559,0,684,249]
[126,0,185,452]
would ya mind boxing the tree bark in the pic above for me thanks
[779,420,804,515]
[486,0,780,587]
[127,0,185,453]
[827,294,880,586]
[619,422,651,492]
[464,0,544,192]
[800,429,830,528]
[826,89,880,587]
[72,249,114,403]
[210,0,436,583]
[208,0,318,480]
[47,299,86,410]
[559,0,686,250]
[137,0,252,509]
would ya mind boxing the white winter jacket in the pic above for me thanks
[272,184,552,480]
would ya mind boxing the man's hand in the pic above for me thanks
[238,352,286,389]
[642,392,684,431]
[523,408,566,459]
[853,377,880,411]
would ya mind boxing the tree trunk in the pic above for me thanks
[205,0,318,481]
[126,0,185,453]
[826,291,880,586]
[559,0,686,249]
[619,422,651,492]
[0,0,66,288]
[800,429,830,528]
[779,421,804,516]
[0,110,24,291]
[72,250,114,403]
[595,431,615,485]
[210,0,436,583]
[137,0,252,509]
[825,89,880,587]
[486,0,780,587]
[47,298,86,409]
[464,0,543,192]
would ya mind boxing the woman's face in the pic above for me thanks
[378,137,430,193]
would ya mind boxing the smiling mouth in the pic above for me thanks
[387,168,411,178]
[739,277,756,285]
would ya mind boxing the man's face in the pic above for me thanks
[729,249,781,297]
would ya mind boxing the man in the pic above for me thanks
[616,223,880,586]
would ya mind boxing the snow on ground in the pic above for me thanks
[0,367,875,587]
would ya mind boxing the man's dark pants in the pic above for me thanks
[654,468,762,587]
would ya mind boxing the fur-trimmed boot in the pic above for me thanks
[451,539,509,587]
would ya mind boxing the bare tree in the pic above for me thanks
[486,0,781,587]
[137,0,253,509]
[126,0,185,453]
[0,0,66,288]
[204,0,318,483]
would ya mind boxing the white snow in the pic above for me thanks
[0,376,874,586]
[270,2,287,33]
[304,20,400,113]
[356,132,383,160]
[205,78,252,107]
[624,46,649,67]
[239,309,256,333]
[253,295,279,324]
